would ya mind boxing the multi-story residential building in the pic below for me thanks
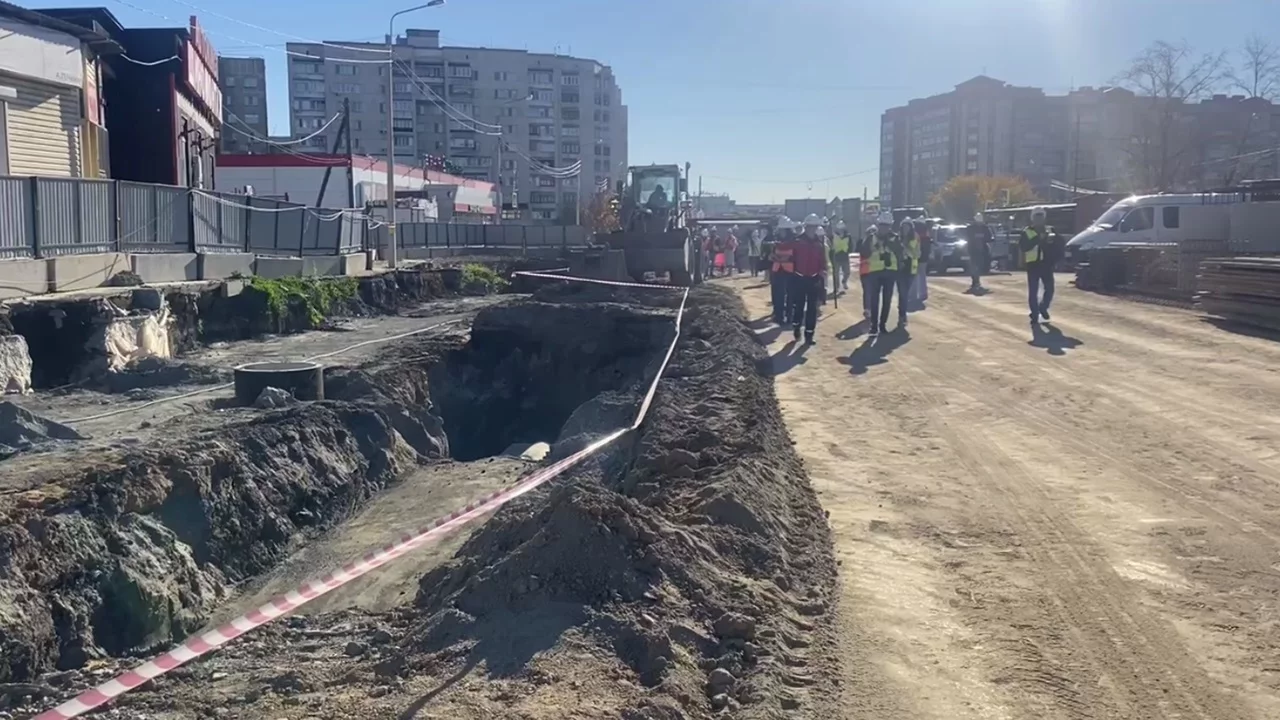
[284,29,627,222]
[218,56,267,154]
[882,76,1280,208]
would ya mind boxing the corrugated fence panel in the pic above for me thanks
[155,186,191,252]
[271,207,305,257]
[218,192,247,251]
[191,192,222,251]
[308,211,342,256]
[34,177,114,256]
[0,177,34,258]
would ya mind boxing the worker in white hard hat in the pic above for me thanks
[895,219,921,329]
[1019,206,1064,323]
[864,213,901,337]
[829,220,852,295]
[697,227,711,281]
[770,218,799,325]
[789,214,829,344]
[967,212,994,292]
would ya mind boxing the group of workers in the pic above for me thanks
[747,204,1063,343]
[697,225,769,279]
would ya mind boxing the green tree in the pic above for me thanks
[928,175,1038,221]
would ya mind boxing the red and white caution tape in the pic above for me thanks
[511,270,685,290]
[36,286,689,720]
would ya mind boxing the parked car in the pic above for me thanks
[930,224,971,274]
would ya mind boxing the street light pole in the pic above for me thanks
[386,0,445,268]
[493,92,531,225]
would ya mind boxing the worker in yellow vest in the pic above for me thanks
[859,224,876,319]
[895,218,921,328]
[865,213,901,338]
[770,217,798,325]
[1019,206,1064,323]
[829,221,853,296]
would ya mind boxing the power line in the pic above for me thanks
[149,0,392,54]
[109,0,392,64]
[223,109,341,146]
[118,54,179,66]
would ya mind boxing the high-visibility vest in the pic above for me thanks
[772,243,795,273]
[831,234,851,254]
[1023,226,1054,264]
[902,236,920,273]
[865,235,899,272]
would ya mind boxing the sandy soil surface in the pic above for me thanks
[212,456,533,621]
[735,270,1280,720]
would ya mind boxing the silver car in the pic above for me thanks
[930,225,971,274]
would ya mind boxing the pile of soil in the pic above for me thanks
[33,287,840,720]
[0,401,84,459]
[0,347,456,685]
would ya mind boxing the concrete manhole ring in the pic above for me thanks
[234,360,324,405]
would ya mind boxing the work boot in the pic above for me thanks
[878,323,888,335]
[1041,309,1051,321]
[793,325,802,341]
[898,315,908,330]
[804,332,815,346]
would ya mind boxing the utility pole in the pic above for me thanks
[344,97,355,208]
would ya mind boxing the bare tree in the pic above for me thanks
[1114,40,1226,190]
[1229,34,1280,99]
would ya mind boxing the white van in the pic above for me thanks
[1065,193,1237,263]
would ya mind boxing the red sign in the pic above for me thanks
[184,16,222,123]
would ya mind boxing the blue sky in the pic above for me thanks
[59,0,1280,203]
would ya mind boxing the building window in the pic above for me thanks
[529,105,552,118]
[394,82,415,94]
[529,70,553,85]
[308,136,327,148]
[562,107,579,121]
[353,119,363,131]
[448,65,474,78]
[334,83,361,94]
[561,125,579,137]
[243,95,260,107]
[335,64,356,76]
[530,191,556,203]
[394,136,414,147]
[450,137,477,150]
[531,89,553,102]
[561,91,580,103]
[501,106,518,117]
[502,159,516,171]
[291,62,320,75]
[243,113,260,124]
[561,142,580,154]
[561,74,579,86]
[561,176,578,187]
[535,177,556,188]
[494,71,511,81]
[531,209,555,220]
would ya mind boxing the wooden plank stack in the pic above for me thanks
[1197,257,1280,331]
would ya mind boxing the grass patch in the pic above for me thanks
[460,263,509,294]
[248,276,359,325]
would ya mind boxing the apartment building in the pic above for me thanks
[882,76,1280,208]
[219,56,267,154]
[284,29,627,222]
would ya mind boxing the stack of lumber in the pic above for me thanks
[1197,257,1280,331]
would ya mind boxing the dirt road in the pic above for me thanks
[736,271,1280,720]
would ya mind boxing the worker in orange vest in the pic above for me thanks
[858,220,881,320]
[770,217,798,325]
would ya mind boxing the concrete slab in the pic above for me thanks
[0,258,49,301]
[198,252,255,281]
[46,252,128,293]
[301,256,341,276]
[130,253,198,283]
[254,257,304,278]
[339,253,368,276]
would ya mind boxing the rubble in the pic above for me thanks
[0,401,84,459]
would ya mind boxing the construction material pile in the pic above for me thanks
[1074,244,1185,300]
[1197,257,1280,331]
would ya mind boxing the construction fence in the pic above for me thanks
[0,175,591,261]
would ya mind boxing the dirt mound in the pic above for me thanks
[379,286,838,718]
[0,401,84,458]
[531,280,686,309]
[99,357,231,394]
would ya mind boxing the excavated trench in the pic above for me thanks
[0,298,676,686]
[429,301,676,461]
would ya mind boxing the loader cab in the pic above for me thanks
[624,165,687,232]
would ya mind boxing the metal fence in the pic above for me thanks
[366,222,589,252]
[0,175,369,260]
[0,174,592,262]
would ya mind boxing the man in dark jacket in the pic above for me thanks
[1019,206,1063,323]
[966,212,993,291]
[790,214,828,345]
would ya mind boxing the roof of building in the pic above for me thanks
[0,2,122,53]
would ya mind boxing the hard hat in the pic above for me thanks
[803,213,822,226]
[816,226,827,237]
[973,213,984,223]
[901,218,914,229]
[875,212,894,225]
[835,220,847,231]
[700,228,709,237]
[1030,206,1048,220]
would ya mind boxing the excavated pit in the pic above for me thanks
[428,301,677,462]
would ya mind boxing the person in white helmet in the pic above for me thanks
[1019,206,1064,322]
[770,218,799,324]
[967,212,993,292]
[864,213,902,337]
[697,227,711,281]
[829,220,853,295]
[789,214,829,344]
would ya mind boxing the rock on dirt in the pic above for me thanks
[0,401,84,458]
[253,386,296,409]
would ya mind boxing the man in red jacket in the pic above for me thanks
[789,214,829,345]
